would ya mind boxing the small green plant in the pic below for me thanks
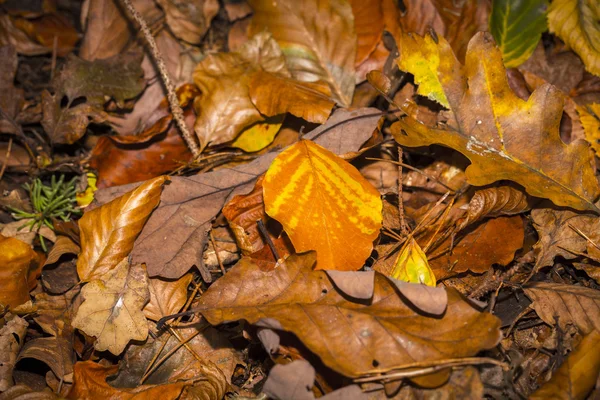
[9,174,81,250]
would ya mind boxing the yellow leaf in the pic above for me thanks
[547,0,600,76]
[577,103,600,157]
[263,140,382,271]
[76,172,98,208]
[0,234,40,308]
[391,238,436,287]
[72,258,149,355]
[77,176,167,281]
[231,115,284,153]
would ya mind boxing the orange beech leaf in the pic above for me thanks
[350,0,384,67]
[143,274,193,322]
[77,176,167,281]
[72,258,150,355]
[0,234,43,309]
[263,140,382,270]
[194,253,502,378]
[391,32,600,212]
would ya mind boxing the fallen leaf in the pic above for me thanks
[33,288,79,337]
[44,236,80,267]
[263,140,382,271]
[12,13,79,57]
[455,186,530,230]
[17,337,73,384]
[0,14,48,55]
[524,282,600,334]
[224,0,252,21]
[0,45,24,134]
[530,330,600,400]
[0,234,41,309]
[248,0,356,106]
[262,360,315,400]
[391,32,600,212]
[388,279,448,316]
[143,274,193,321]
[79,0,133,60]
[231,116,285,153]
[72,259,150,355]
[77,176,166,281]
[194,253,502,377]
[193,32,289,148]
[489,0,548,68]
[366,70,391,94]
[578,103,600,156]
[156,0,219,44]
[0,384,59,399]
[390,238,436,286]
[325,271,374,300]
[397,366,484,399]
[0,314,27,391]
[350,0,384,67]
[547,0,600,76]
[93,108,382,279]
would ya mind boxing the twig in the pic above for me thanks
[257,219,281,261]
[209,230,226,275]
[397,146,409,235]
[0,137,12,182]
[119,0,201,158]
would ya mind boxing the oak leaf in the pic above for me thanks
[72,258,150,355]
[94,108,383,279]
[547,0,600,76]
[248,0,356,106]
[391,32,600,212]
[77,176,166,281]
[193,253,502,377]
[263,140,382,271]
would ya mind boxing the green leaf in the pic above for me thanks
[489,0,549,68]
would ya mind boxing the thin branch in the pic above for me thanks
[119,0,201,158]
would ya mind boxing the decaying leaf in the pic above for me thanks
[79,0,132,60]
[143,274,193,321]
[524,282,600,334]
[0,45,24,135]
[0,313,27,392]
[455,186,530,230]
[547,0,600,76]
[94,108,383,279]
[248,0,356,106]
[391,32,599,212]
[72,258,150,355]
[17,337,74,384]
[0,234,42,309]
[263,140,382,271]
[489,0,548,68]
[77,176,166,281]
[156,0,219,44]
[578,103,600,157]
[195,253,502,378]
[530,330,600,400]
[390,238,436,286]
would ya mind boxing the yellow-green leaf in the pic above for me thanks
[263,140,382,271]
[547,0,600,76]
[76,172,98,208]
[231,115,285,153]
[391,238,436,286]
[489,0,549,68]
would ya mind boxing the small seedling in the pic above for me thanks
[9,174,81,251]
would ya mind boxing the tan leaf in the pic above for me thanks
[77,175,167,281]
[143,274,193,321]
[263,140,382,271]
[156,0,219,45]
[530,330,600,400]
[0,314,27,392]
[248,0,356,106]
[17,337,73,383]
[79,0,133,60]
[45,236,80,267]
[195,253,502,377]
[72,258,150,355]
[391,31,599,212]
[524,282,600,334]
[578,103,600,157]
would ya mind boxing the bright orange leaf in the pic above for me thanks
[263,140,382,271]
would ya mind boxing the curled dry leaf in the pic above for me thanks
[44,236,80,267]
[248,0,356,106]
[263,140,382,271]
[530,330,600,400]
[143,274,193,321]
[366,70,391,94]
[72,258,150,355]
[391,32,599,212]
[455,186,530,230]
[94,108,382,279]
[524,282,600,334]
[156,0,219,45]
[195,253,502,378]
[0,234,42,309]
[0,45,24,134]
[77,175,166,281]
[17,337,73,384]
[0,314,27,392]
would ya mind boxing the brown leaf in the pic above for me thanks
[79,0,133,60]
[455,186,530,230]
[350,0,384,67]
[72,259,150,355]
[193,32,289,148]
[0,234,41,309]
[248,0,356,106]
[77,176,166,281]
[524,283,600,335]
[17,337,73,384]
[0,314,27,392]
[325,271,375,300]
[0,384,59,399]
[156,0,219,44]
[388,279,448,316]
[397,366,484,399]
[0,45,24,134]
[0,14,48,55]
[33,287,79,337]
[44,236,80,267]
[249,71,335,124]
[143,274,193,321]
[12,13,79,57]
[262,360,315,400]
[94,108,382,279]
[195,253,502,377]
[530,330,600,400]
[66,361,191,400]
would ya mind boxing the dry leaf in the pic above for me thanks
[0,234,41,309]
[72,259,150,355]
[94,108,382,279]
[33,288,79,337]
[12,13,79,57]
[547,0,600,76]
[17,337,73,384]
[524,282,600,334]
[45,236,80,267]
[263,140,382,271]
[455,186,530,230]
[156,0,219,44]
[530,330,600,400]
[194,253,502,377]
[391,32,599,212]
[397,366,484,399]
[0,314,27,391]
[388,279,448,316]
[143,274,193,321]
[350,0,384,67]
[77,176,166,281]
[578,103,600,156]
[0,45,24,134]
[79,0,134,60]
[0,14,48,55]
[248,0,356,106]
[325,271,374,300]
